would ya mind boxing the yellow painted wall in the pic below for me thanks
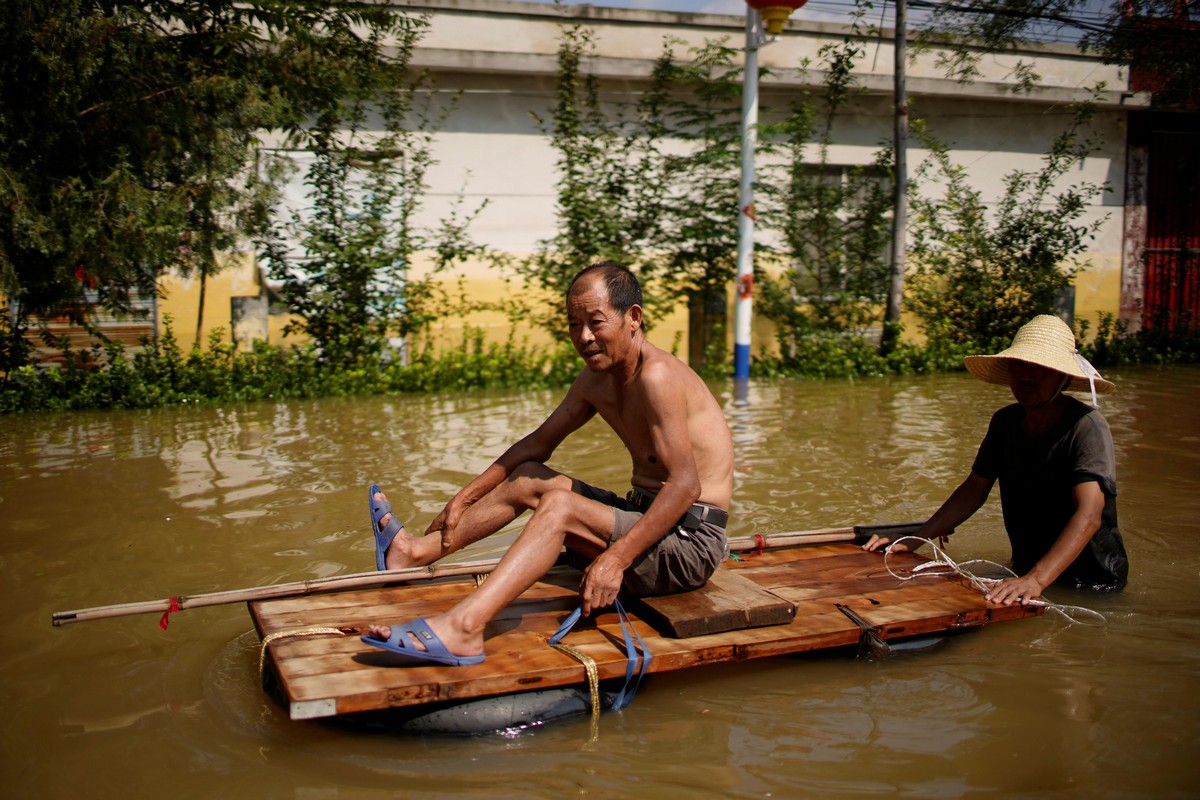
[157,251,300,350]
[154,246,1124,358]
[1071,253,1124,336]
[407,272,694,359]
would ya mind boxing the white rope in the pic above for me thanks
[883,536,1107,626]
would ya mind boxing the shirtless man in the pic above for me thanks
[362,262,735,665]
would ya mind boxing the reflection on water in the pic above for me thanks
[2,366,1198,798]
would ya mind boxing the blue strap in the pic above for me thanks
[610,598,652,710]
[548,606,582,645]
[549,601,651,711]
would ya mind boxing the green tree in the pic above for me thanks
[758,41,894,354]
[905,99,1108,353]
[0,0,423,370]
[260,68,493,368]
[1100,0,1199,106]
[656,39,747,298]
[913,0,1198,106]
[522,24,672,323]
[651,38,752,369]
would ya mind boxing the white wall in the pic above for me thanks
[265,0,1144,344]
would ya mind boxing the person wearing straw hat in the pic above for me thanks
[864,314,1128,603]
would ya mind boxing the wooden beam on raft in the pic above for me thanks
[636,567,796,638]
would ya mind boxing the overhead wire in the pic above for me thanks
[798,0,1118,43]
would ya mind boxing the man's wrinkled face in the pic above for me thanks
[567,277,635,372]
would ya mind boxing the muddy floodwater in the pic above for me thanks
[2,366,1198,799]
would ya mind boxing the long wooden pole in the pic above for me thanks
[50,522,922,627]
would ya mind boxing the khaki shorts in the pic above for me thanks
[572,481,729,597]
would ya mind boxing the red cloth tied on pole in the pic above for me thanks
[159,597,181,630]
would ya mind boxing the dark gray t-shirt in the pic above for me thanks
[972,396,1128,591]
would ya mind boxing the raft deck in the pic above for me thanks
[251,543,1042,720]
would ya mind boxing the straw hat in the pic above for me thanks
[963,315,1115,395]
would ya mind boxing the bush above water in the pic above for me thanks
[0,322,580,414]
[2,312,1196,414]
[753,311,1200,383]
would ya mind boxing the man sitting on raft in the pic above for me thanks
[864,314,1128,603]
[363,262,735,665]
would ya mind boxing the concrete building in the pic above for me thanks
[146,0,1179,359]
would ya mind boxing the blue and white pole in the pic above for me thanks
[733,11,762,382]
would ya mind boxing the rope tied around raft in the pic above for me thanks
[547,634,601,741]
[259,628,348,677]
[548,599,652,736]
[882,536,1107,626]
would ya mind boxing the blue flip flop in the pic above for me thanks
[368,483,404,571]
[360,618,486,667]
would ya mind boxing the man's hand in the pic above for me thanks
[862,534,912,553]
[986,574,1045,606]
[580,551,626,616]
[426,495,469,549]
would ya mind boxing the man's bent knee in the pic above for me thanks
[507,462,572,504]
[530,486,577,524]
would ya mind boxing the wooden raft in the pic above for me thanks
[251,544,1042,720]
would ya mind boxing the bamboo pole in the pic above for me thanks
[50,558,507,627]
[50,522,923,627]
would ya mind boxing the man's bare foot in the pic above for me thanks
[363,615,484,658]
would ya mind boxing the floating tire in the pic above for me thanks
[342,686,619,736]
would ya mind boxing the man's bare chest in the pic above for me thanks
[588,390,651,447]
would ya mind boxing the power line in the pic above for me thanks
[908,0,1111,34]
[799,0,1117,43]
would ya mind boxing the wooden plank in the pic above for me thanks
[250,543,1045,720]
[635,567,796,638]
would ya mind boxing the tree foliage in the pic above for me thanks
[0,0,423,369]
[521,24,671,317]
[654,39,748,298]
[913,0,1199,106]
[758,41,894,348]
[905,99,1108,353]
[527,30,755,369]
[1101,0,1200,106]
[258,35,493,369]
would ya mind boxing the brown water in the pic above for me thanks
[2,367,1198,799]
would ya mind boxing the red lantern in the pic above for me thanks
[745,0,808,34]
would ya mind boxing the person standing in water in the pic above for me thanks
[864,315,1128,604]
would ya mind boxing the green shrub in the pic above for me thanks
[0,318,579,414]
[906,100,1107,356]
[1078,311,1200,368]
[753,329,968,380]
[4,311,1196,414]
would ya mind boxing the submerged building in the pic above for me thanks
[35,0,1199,361]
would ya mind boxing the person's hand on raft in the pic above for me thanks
[861,534,913,553]
[985,574,1045,606]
